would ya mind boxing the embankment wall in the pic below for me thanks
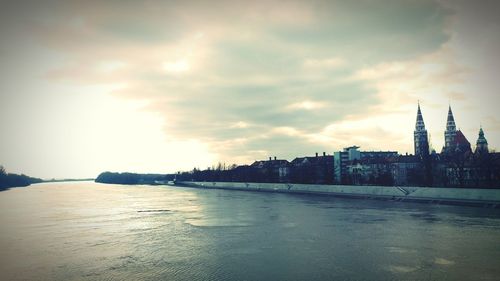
[176,181,500,207]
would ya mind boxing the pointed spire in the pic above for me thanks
[447,105,455,122]
[415,103,426,131]
[417,102,422,120]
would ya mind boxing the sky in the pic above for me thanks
[1,0,499,179]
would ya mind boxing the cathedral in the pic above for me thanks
[413,103,489,156]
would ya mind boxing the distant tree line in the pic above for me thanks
[95,172,174,185]
[174,157,335,185]
[0,165,43,191]
[175,163,243,182]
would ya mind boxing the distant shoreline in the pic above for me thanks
[94,172,173,185]
[42,178,95,183]
[0,167,43,191]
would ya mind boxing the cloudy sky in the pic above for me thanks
[1,0,499,179]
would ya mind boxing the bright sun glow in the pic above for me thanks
[163,59,190,73]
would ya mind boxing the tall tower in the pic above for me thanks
[475,127,489,154]
[443,105,457,153]
[414,103,429,157]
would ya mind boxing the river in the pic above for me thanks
[1,182,499,280]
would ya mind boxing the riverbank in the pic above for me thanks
[176,181,500,208]
[0,168,42,191]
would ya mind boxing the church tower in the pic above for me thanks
[443,105,457,154]
[475,127,489,154]
[414,103,429,158]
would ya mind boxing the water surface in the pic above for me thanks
[1,182,499,280]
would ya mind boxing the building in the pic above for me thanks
[347,157,395,186]
[334,146,398,184]
[250,157,290,183]
[414,103,430,158]
[391,155,420,186]
[334,146,360,184]
[290,152,334,184]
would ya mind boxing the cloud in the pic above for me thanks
[8,0,500,177]
[286,100,327,111]
[303,58,346,69]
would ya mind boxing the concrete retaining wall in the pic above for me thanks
[176,181,500,207]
